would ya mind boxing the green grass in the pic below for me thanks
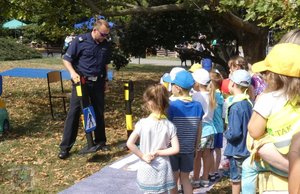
[0,57,175,193]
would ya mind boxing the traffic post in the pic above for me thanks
[124,80,134,138]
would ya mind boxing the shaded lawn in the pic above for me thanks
[0,57,231,193]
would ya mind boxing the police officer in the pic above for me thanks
[58,19,111,159]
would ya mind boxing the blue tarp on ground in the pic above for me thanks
[60,137,229,194]
[59,153,222,194]
[0,68,71,80]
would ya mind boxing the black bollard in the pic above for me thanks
[124,80,134,138]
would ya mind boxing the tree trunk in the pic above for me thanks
[240,30,268,64]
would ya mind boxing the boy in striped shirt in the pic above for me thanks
[165,70,204,194]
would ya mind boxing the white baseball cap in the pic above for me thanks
[192,68,211,85]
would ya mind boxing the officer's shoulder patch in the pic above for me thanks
[78,36,84,42]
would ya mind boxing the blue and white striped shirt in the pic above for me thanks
[168,99,204,153]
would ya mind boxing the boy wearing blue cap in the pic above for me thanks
[224,69,252,194]
[167,70,204,194]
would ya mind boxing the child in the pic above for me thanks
[160,67,185,93]
[126,84,180,194]
[242,43,300,194]
[167,70,204,194]
[224,69,252,194]
[191,68,217,188]
[256,28,300,176]
[210,69,225,180]
[228,55,265,101]
[189,63,202,73]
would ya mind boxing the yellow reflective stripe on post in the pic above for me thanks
[124,83,129,101]
[126,114,132,130]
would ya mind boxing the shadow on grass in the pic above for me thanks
[86,148,129,164]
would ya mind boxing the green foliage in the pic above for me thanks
[117,5,236,65]
[111,43,130,71]
[219,0,300,30]
[3,0,92,45]
[118,9,209,57]
[119,16,149,57]
[0,37,42,61]
[1,0,300,65]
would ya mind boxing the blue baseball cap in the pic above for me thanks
[171,70,195,90]
[162,67,185,83]
[202,58,212,72]
[230,69,251,87]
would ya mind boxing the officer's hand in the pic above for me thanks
[71,72,80,84]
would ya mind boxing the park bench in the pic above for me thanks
[156,49,177,57]
[174,47,201,67]
[46,47,64,57]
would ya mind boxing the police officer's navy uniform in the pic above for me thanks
[60,32,111,153]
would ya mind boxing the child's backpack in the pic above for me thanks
[251,74,266,97]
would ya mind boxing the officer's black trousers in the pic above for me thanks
[60,79,106,152]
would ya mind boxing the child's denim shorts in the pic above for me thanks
[228,156,246,182]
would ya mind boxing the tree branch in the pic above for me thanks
[85,0,261,36]
[97,3,187,17]
[85,0,140,15]
[85,0,102,14]
[219,11,262,35]
[104,2,138,8]
[134,0,142,6]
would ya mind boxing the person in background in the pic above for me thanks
[62,32,76,55]
[167,70,204,194]
[58,19,111,159]
[127,84,179,194]
[224,70,252,194]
